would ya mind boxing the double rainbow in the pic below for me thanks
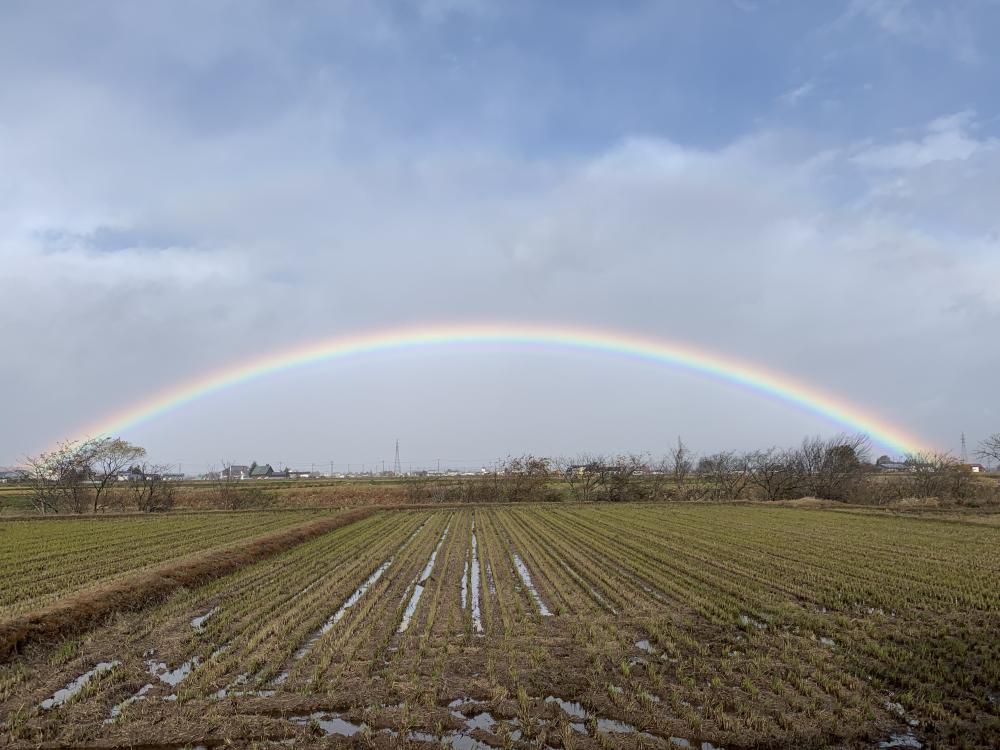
[75,322,927,455]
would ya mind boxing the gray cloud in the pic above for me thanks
[1,2,997,470]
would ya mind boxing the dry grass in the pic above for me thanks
[0,508,374,662]
[1,504,996,749]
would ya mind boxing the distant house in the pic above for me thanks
[964,463,987,474]
[875,456,910,472]
[221,465,250,480]
[565,463,629,477]
[0,470,27,484]
[287,470,322,479]
[249,463,274,479]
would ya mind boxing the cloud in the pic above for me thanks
[779,80,816,106]
[851,110,988,169]
[845,0,983,63]
[1,2,997,466]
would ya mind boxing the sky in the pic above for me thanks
[2,0,998,473]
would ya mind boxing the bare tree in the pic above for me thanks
[592,454,645,502]
[792,434,870,501]
[904,452,981,501]
[500,455,552,503]
[90,437,146,512]
[125,463,177,512]
[747,448,799,501]
[25,440,99,513]
[699,451,752,500]
[667,437,693,486]
[562,456,602,502]
[977,434,1000,469]
[212,462,265,510]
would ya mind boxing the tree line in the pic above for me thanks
[408,434,1000,505]
[13,432,1000,512]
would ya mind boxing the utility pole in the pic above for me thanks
[330,461,333,478]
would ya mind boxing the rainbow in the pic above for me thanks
[74,322,927,454]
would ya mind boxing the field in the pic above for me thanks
[0,511,336,617]
[0,505,997,749]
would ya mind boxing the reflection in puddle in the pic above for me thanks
[107,682,155,721]
[409,730,493,750]
[598,718,637,734]
[190,607,218,631]
[292,559,392,662]
[148,657,199,686]
[461,558,469,609]
[40,661,120,710]
[291,712,367,737]
[512,553,552,616]
[470,521,484,633]
[464,712,495,732]
[545,695,587,719]
[879,734,922,749]
[739,614,767,630]
[399,524,450,633]
[107,656,200,721]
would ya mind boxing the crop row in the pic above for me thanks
[0,510,334,615]
[1,504,996,749]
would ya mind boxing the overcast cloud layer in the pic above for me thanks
[2,1,998,471]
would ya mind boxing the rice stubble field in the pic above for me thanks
[0,504,997,749]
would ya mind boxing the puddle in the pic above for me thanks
[190,607,218,631]
[212,672,276,699]
[885,701,906,717]
[40,661,120,710]
[148,657,199,686]
[545,695,587,719]
[671,739,692,748]
[399,525,450,633]
[293,559,392,661]
[597,718,637,734]
[461,559,469,609]
[463,712,495,732]
[106,656,201,722]
[879,734,922,749]
[213,673,247,699]
[636,639,656,654]
[106,683,155,721]
[399,583,426,632]
[408,731,493,750]
[820,637,836,647]
[512,553,552,616]
[470,526,483,633]
[739,614,767,630]
[570,722,587,734]
[291,712,367,737]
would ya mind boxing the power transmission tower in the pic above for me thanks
[393,440,401,476]
[961,433,968,463]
